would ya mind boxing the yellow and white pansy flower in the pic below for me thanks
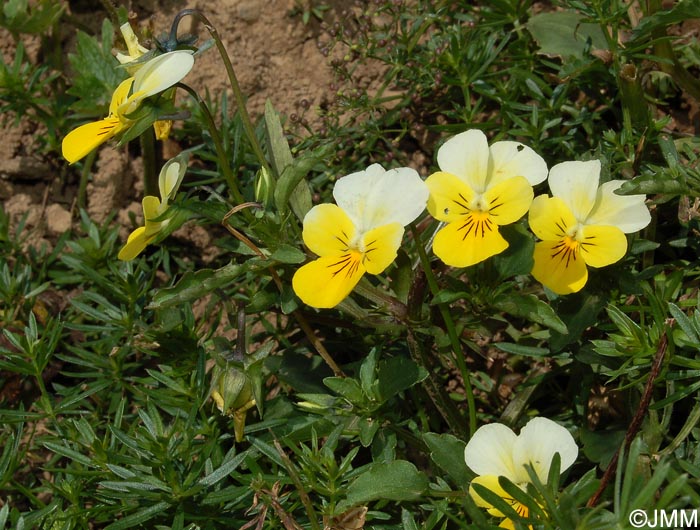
[292,163,429,309]
[529,160,650,294]
[426,129,548,267]
[118,154,187,261]
[464,417,578,529]
[62,50,194,164]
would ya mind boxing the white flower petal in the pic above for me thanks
[132,50,195,100]
[586,180,651,233]
[437,129,490,193]
[333,164,428,231]
[512,417,578,484]
[489,141,548,187]
[548,160,601,222]
[464,423,519,481]
[158,157,186,204]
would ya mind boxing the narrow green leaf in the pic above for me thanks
[42,441,93,467]
[198,449,249,487]
[149,263,249,309]
[104,501,170,530]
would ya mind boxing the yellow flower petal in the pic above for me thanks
[433,212,509,267]
[578,225,627,268]
[482,176,534,226]
[470,475,530,527]
[142,195,164,235]
[361,222,403,274]
[292,253,366,308]
[109,78,135,117]
[117,226,157,261]
[61,117,125,164]
[302,204,357,257]
[528,196,577,241]
[153,120,172,140]
[425,171,477,223]
[531,240,588,294]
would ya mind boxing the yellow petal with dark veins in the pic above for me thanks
[292,253,366,308]
[433,211,508,267]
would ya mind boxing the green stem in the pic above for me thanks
[645,0,700,103]
[173,10,271,175]
[140,128,158,197]
[178,83,245,205]
[410,224,477,437]
[77,149,97,209]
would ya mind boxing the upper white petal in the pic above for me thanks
[132,50,195,100]
[489,141,548,187]
[586,180,651,233]
[333,163,428,232]
[548,160,601,222]
[512,417,578,484]
[437,130,490,193]
[464,423,519,481]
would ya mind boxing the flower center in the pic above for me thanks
[550,234,580,267]
[327,251,363,279]
[457,209,496,240]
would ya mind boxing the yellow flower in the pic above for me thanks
[292,164,428,308]
[426,130,548,267]
[61,50,194,164]
[118,154,187,260]
[529,160,651,294]
[464,417,578,528]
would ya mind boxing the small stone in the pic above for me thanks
[238,1,261,22]
[45,204,72,234]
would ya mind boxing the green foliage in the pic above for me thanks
[1,0,62,36]
[66,19,125,116]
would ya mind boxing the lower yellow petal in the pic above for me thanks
[302,204,357,257]
[61,117,125,164]
[532,240,588,294]
[142,195,164,234]
[433,213,508,267]
[483,176,534,225]
[118,226,157,261]
[425,171,477,223]
[470,475,530,529]
[293,253,366,308]
[361,222,403,274]
[579,225,627,268]
[470,475,502,513]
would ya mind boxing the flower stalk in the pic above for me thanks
[410,224,477,437]
[171,9,272,177]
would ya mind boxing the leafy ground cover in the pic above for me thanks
[2,0,700,528]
